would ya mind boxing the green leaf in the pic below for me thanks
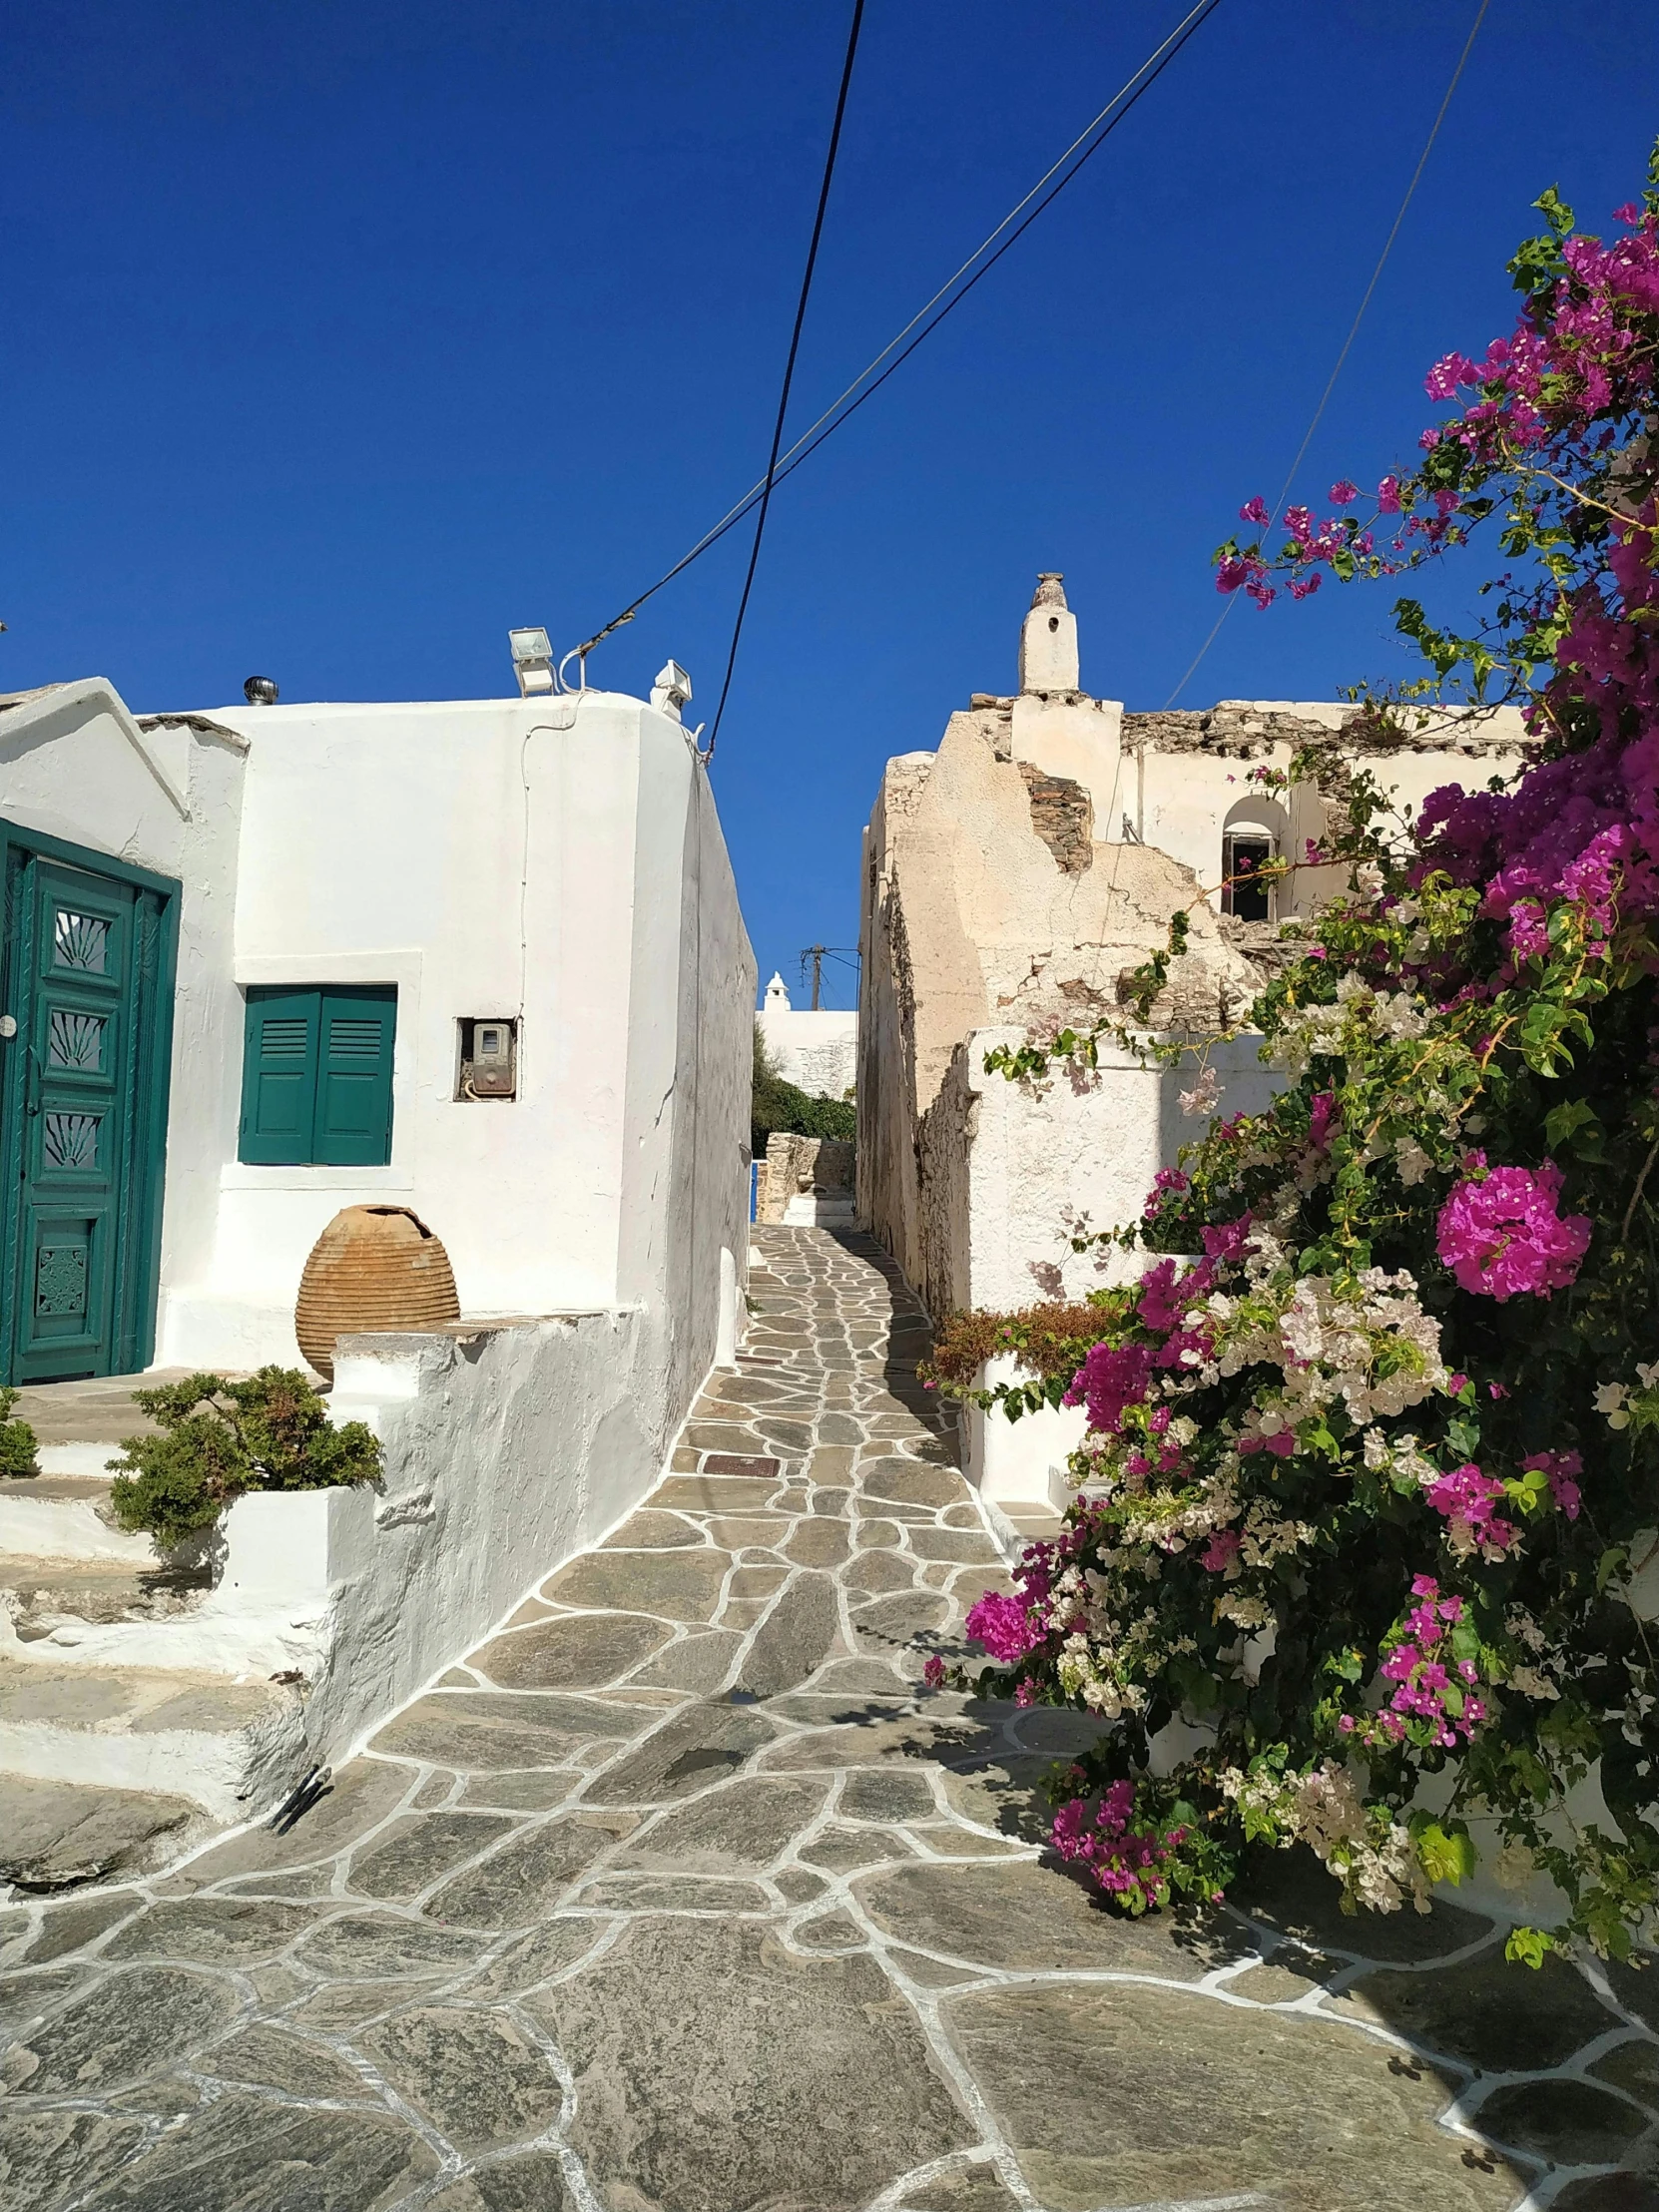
[1596,1545,1630,1593]
[1544,1099,1603,1157]
[1410,1817,1476,1888]
[1505,1926,1556,1969]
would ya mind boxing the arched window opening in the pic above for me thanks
[1221,796,1288,923]
[1222,824,1275,921]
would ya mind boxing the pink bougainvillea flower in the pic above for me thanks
[1422,1460,1516,1551]
[1522,1448,1583,1519]
[1143,1167,1189,1221]
[1309,1092,1340,1152]
[1063,1341,1154,1435]
[921,1655,946,1690]
[1201,1528,1243,1572]
[1239,495,1270,525]
[1329,479,1360,505]
[1050,1780,1188,1909]
[964,1590,1042,1666]
[1436,1158,1592,1299]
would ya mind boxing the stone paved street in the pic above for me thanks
[2,1228,1655,2210]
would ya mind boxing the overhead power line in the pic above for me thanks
[705,0,866,761]
[1162,0,1491,708]
[574,0,1226,686]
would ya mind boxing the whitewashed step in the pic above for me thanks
[34,1441,128,1478]
[0,1475,156,1566]
[0,1656,310,1822]
[1,1553,213,1640]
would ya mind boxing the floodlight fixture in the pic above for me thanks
[508,627,556,697]
[650,659,693,721]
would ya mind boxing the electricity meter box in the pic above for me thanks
[457,1016,518,1100]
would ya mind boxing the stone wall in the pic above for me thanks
[757,1133,854,1227]
[856,693,1261,1303]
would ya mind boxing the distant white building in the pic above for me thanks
[757,972,856,1101]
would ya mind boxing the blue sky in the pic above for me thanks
[7,1,1656,1009]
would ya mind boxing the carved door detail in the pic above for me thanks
[0,831,178,1383]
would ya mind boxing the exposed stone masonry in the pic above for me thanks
[1015,765,1093,875]
[1121,703,1530,760]
[0,1229,1652,2209]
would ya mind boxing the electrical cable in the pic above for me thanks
[703,0,866,761]
[1162,0,1491,708]
[572,0,1225,679]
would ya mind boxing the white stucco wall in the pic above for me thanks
[3,672,753,1504]
[758,976,857,1101]
[920,1027,1285,1317]
[116,686,754,1368]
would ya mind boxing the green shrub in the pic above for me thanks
[108,1367,381,1551]
[752,1027,855,1153]
[0,1387,40,1479]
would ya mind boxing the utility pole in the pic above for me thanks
[800,945,827,1009]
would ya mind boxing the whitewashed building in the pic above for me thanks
[0,667,754,1828]
[757,971,856,1100]
[858,577,1528,1518]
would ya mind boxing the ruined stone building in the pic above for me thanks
[856,575,1528,1324]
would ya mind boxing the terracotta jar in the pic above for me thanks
[294,1205,460,1382]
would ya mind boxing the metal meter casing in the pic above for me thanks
[458,1017,517,1099]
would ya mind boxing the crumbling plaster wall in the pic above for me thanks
[857,705,1262,1305]
[1125,699,1531,920]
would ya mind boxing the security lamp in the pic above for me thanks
[651,659,693,720]
[508,627,555,697]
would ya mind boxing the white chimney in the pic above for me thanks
[1018,573,1079,694]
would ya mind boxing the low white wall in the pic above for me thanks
[917,1027,1284,1317]
[21,1311,678,1773]
[308,1314,671,1759]
[961,1353,1087,1510]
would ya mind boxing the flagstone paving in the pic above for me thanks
[2,1226,1655,2210]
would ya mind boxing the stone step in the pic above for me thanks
[0,1771,213,1892]
[0,1654,310,1824]
[0,1553,214,1640]
[0,1473,157,1566]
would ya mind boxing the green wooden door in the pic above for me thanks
[0,825,179,1384]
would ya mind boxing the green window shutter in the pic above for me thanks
[240,989,320,1164]
[314,987,396,1165]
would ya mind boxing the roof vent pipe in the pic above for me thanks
[244,676,279,705]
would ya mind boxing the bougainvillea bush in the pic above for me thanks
[929,156,1659,1961]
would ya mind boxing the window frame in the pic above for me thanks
[1221,830,1276,923]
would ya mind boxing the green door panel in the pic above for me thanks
[0,824,179,1385]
